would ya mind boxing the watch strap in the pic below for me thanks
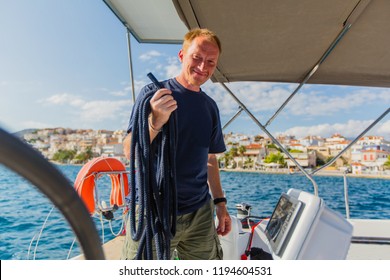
[213,197,227,205]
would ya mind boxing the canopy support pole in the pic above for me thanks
[343,172,350,219]
[222,107,244,131]
[126,29,136,103]
[311,107,390,175]
[264,0,372,127]
[219,82,319,196]
[265,22,352,127]
[311,107,388,218]
[221,21,352,132]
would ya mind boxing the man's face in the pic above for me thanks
[178,36,220,89]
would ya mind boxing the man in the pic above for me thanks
[122,28,231,260]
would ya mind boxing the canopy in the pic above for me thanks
[104,0,390,87]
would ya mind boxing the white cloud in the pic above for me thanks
[164,56,181,78]
[109,90,128,97]
[205,82,294,116]
[203,82,238,115]
[21,120,53,129]
[41,93,84,107]
[282,119,389,139]
[204,82,390,124]
[377,119,390,136]
[139,50,162,61]
[118,79,153,100]
[38,91,131,127]
[78,100,129,122]
[288,89,390,116]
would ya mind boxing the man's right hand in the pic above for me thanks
[149,88,177,130]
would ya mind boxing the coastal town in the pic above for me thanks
[18,127,390,177]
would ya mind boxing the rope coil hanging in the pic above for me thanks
[128,73,178,260]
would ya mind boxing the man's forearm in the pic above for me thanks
[207,154,224,199]
[123,133,131,160]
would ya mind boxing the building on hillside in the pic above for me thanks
[299,135,325,147]
[243,143,266,169]
[307,145,330,164]
[350,136,389,169]
[284,151,316,169]
[325,133,347,144]
[101,142,124,157]
[276,135,296,146]
[357,136,386,147]
[351,149,363,163]
[361,148,389,172]
[323,134,352,162]
[351,162,366,174]
[79,137,96,151]
[112,130,126,143]
[244,143,261,153]
[288,143,306,152]
[224,133,252,150]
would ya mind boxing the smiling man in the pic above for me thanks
[122,28,231,260]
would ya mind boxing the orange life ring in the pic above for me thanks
[74,157,129,214]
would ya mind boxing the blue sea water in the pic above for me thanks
[0,164,389,260]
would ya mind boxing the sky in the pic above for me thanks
[1,0,389,140]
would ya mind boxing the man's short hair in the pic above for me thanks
[183,28,222,53]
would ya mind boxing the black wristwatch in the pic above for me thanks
[213,197,227,205]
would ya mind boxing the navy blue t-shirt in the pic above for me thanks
[127,78,226,215]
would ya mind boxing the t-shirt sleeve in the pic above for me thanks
[209,105,226,154]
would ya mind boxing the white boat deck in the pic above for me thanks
[73,236,125,260]
[347,219,390,260]
[75,218,390,260]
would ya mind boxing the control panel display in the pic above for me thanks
[265,193,303,255]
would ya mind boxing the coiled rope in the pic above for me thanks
[129,74,177,260]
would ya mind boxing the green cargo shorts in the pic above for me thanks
[121,199,223,260]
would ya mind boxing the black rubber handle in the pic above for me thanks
[147,72,163,89]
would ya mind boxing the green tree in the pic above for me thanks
[384,155,390,170]
[266,143,281,152]
[238,145,246,168]
[264,152,286,167]
[316,157,326,166]
[219,152,233,168]
[289,149,303,153]
[74,147,94,164]
[238,145,246,156]
[244,157,254,169]
[52,149,77,163]
[326,156,335,166]
[228,147,238,157]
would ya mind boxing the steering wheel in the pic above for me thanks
[0,128,105,259]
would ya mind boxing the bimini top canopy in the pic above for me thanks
[104,0,187,44]
[104,0,390,88]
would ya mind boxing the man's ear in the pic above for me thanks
[178,49,184,62]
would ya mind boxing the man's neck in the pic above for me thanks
[175,75,200,92]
